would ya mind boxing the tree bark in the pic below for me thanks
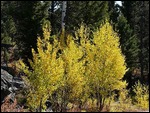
[61,1,67,30]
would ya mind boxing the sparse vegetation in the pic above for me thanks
[132,81,149,110]
[1,96,24,112]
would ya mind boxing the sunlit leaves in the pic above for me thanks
[17,21,128,111]
[80,21,127,106]
[132,81,149,109]
[61,34,86,102]
[17,23,64,110]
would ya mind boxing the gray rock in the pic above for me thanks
[12,77,25,89]
[1,69,13,94]
[1,69,13,83]
[45,107,53,112]
[1,68,25,104]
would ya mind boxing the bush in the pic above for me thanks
[17,21,129,112]
[17,23,64,111]
[132,81,149,110]
[109,89,133,112]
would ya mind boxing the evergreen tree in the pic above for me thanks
[116,14,139,69]
[67,1,109,31]
[133,1,149,81]
[8,1,51,61]
[1,1,17,65]
[108,1,120,24]
[50,1,109,34]
[115,14,139,88]
[121,1,135,25]
[122,1,149,82]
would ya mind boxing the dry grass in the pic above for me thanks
[1,96,24,112]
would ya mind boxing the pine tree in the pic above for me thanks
[121,1,135,25]
[1,1,17,65]
[133,1,149,81]
[122,1,149,82]
[108,1,120,24]
[50,1,109,34]
[8,1,51,62]
[116,14,139,69]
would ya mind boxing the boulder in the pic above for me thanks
[45,100,53,112]
[1,68,25,104]
[1,68,13,103]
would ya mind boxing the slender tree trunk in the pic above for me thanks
[78,100,82,111]
[61,88,68,112]
[65,1,69,31]
[96,87,100,108]
[51,1,54,35]
[61,1,67,30]
[99,95,103,111]
[60,89,64,112]
[39,97,43,112]
[98,94,105,111]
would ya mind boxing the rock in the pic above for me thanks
[45,107,53,112]
[1,68,13,92]
[1,68,25,104]
[1,68,13,84]
[1,69,13,103]
[1,66,18,77]
[45,100,53,112]
[12,77,25,90]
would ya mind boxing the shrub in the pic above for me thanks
[17,21,129,112]
[132,80,149,110]
[109,89,133,112]
[17,23,64,111]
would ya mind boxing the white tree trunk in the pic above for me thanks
[61,1,67,30]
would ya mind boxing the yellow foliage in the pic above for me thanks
[61,35,86,102]
[132,81,149,110]
[118,89,132,111]
[108,89,133,112]
[76,21,128,111]
[86,21,127,97]
[17,23,64,110]
[17,21,129,111]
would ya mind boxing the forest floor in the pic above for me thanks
[65,101,149,112]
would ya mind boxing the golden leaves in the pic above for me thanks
[17,21,128,110]
[85,21,127,97]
